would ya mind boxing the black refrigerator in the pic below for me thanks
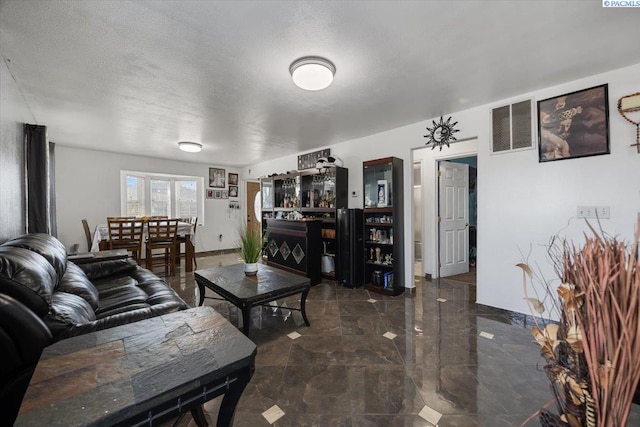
[336,208,364,288]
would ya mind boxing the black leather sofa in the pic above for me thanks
[0,233,189,424]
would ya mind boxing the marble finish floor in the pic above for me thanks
[162,253,640,427]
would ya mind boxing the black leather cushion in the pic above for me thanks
[0,294,52,425]
[45,292,96,339]
[57,263,100,310]
[95,285,149,317]
[3,233,67,282]
[78,258,138,281]
[0,247,57,316]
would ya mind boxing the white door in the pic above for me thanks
[438,161,469,277]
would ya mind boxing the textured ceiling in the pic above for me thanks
[1,1,639,167]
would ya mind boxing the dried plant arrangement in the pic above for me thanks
[518,221,640,427]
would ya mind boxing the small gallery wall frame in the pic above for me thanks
[214,190,222,199]
[221,190,229,199]
[228,173,238,186]
[209,167,226,188]
[228,185,238,198]
[537,84,610,163]
[206,189,214,199]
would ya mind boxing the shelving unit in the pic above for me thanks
[363,157,404,296]
[260,167,348,281]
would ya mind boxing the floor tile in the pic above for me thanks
[161,255,640,426]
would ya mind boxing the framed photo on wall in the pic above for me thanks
[214,190,222,199]
[228,185,238,198]
[221,190,228,199]
[206,189,214,199]
[228,173,238,186]
[537,84,610,162]
[209,167,226,188]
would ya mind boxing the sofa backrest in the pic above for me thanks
[0,247,58,317]
[2,233,68,281]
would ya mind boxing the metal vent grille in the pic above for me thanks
[492,106,511,152]
[490,99,534,154]
[511,100,532,149]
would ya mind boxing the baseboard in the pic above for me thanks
[194,248,240,257]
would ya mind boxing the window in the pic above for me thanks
[121,171,203,222]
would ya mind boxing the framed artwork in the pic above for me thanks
[221,190,228,199]
[206,189,214,199]
[228,172,238,186]
[538,84,610,162]
[228,185,238,198]
[214,190,222,199]
[377,180,388,207]
[209,167,226,188]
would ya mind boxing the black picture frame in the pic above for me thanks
[209,167,226,188]
[537,84,610,162]
[228,173,238,186]
[228,185,238,198]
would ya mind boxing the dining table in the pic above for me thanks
[90,221,196,272]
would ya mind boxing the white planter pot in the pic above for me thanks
[244,262,259,276]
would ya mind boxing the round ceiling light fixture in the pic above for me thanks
[290,56,336,91]
[178,141,203,153]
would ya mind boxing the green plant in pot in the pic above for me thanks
[238,225,266,276]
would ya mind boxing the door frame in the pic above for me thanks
[411,140,477,280]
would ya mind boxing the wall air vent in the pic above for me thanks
[490,99,535,154]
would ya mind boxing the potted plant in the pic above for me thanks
[238,225,266,276]
[519,221,640,427]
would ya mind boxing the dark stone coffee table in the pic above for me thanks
[195,263,311,336]
[15,307,256,427]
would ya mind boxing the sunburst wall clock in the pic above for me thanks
[424,115,460,150]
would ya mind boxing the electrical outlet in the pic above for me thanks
[577,206,610,219]
[595,206,610,219]
[577,206,593,218]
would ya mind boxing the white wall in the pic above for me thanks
[248,62,640,315]
[55,146,244,253]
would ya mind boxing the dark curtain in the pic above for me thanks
[24,124,56,235]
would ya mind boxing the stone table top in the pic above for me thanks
[195,263,310,304]
[15,307,256,426]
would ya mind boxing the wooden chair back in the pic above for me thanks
[107,218,144,263]
[147,218,179,243]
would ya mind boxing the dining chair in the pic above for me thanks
[81,218,92,252]
[146,218,179,276]
[107,218,144,264]
[177,216,198,269]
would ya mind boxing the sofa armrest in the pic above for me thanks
[76,258,138,281]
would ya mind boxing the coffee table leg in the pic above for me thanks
[216,366,253,427]
[301,287,310,327]
[197,281,205,306]
[241,304,251,336]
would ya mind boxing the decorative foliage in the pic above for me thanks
[237,226,267,264]
[424,115,460,150]
[519,221,640,427]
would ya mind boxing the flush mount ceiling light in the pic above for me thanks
[178,141,202,153]
[290,56,336,91]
